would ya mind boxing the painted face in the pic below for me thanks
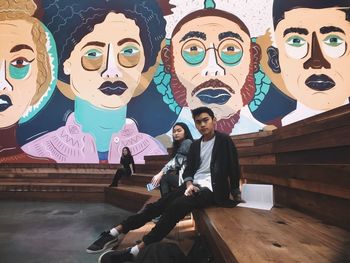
[171,16,252,121]
[0,20,38,128]
[172,125,185,141]
[275,8,350,110]
[64,12,145,110]
[194,112,216,137]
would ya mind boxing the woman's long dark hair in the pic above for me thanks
[171,122,193,158]
[121,147,132,159]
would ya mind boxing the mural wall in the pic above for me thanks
[1,0,349,164]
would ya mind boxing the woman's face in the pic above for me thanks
[172,125,186,141]
[0,19,39,128]
[122,148,129,156]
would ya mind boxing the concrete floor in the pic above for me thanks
[0,201,132,263]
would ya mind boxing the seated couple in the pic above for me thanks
[87,106,242,263]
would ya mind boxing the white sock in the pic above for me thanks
[109,228,119,237]
[130,245,140,257]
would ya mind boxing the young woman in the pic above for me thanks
[110,147,135,187]
[151,122,193,197]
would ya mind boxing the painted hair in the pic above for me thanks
[42,0,166,83]
[273,0,350,28]
[0,0,51,105]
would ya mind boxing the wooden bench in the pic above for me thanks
[193,104,350,262]
[194,206,350,263]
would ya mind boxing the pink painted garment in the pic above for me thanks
[22,113,166,164]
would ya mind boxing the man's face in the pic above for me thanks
[64,12,145,110]
[194,112,216,137]
[275,8,350,110]
[171,16,252,121]
[0,20,38,128]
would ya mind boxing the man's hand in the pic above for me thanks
[185,183,200,196]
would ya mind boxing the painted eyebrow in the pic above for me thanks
[320,26,345,34]
[118,38,140,46]
[283,27,309,37]
[10,44,34,53]
[218,31,244,42]
[81,41,106,50]
[180,31,207,42]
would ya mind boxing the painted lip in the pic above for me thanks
[98,81,128,96]
[196,89,231,105]
[0,95,12,112]
[305,74,335,91]
[192,79,234,97]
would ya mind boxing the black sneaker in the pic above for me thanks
[98,247,134,263]
[86,231,119,254]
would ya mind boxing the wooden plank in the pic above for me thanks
[194,206,350,263]
[255,104,350,145]
[241,164,350,199]
[272,126,350,153]
[273,186,350,231]
[239,154,276,165]
[276,146,350,164]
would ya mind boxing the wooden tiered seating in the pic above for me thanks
[194,104,350,263]
[0,158,164,207]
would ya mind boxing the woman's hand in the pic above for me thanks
[151,171,163,187]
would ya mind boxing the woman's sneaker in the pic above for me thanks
[86,231,119,254]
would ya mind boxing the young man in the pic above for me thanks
[87,106,241,262]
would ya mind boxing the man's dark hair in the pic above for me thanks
[42,0,166,83]
[273,0,350,28]
[191,107,215,120]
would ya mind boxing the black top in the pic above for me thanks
[120,155,135,176]
[182,131,240,207]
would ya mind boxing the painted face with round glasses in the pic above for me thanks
[63,12,145,110]
[171,15,253,121]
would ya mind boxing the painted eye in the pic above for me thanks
[324,35,344,47]
[285,36,308,59]
[10,57,30,68]
[84,49,102,59]
[120,46,140,56]
[182,40,206,65]
[286,36,306,47]
[219,40,243,66]
[323,34,346,58]
[118,46,141,68]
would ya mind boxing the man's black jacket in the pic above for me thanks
[182,131,240,207]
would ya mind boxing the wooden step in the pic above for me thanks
[134,163,164,174]
[144,154,170,162]
[119,173,153,187]
[0,167,118,175]
[0,182,106,202]
[105,185,160,213]
[276,145,350,165]
[238,125,350,157]
[255,104,350,145]
[241,164,350,199]
[193,206,350,263]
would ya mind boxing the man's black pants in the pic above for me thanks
[120,183,214,245]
